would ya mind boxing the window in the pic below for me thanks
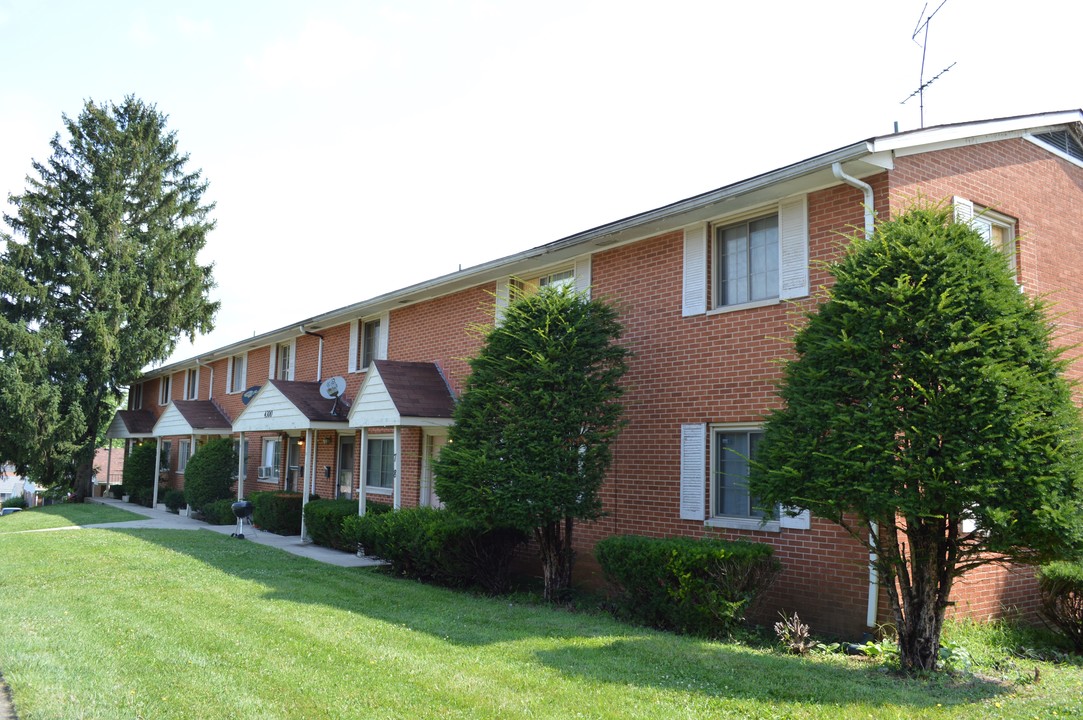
[228,353,247,394]
[361,319,381,370]
[715,214,779,307]
[350,315,388,373]
[954,198,1017,275]
[260,438,281,481]
[177,439,192,474]
[161,440,172,469]
[158,376,172,405]
[184,368,199,400]
[712,429,765,520]
[275,341,294,381]
[366,437,395,490]
[130,383,143,410]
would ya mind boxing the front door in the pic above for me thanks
[285,437,303,492]
[421,433,447,508]
[337,435,355,499]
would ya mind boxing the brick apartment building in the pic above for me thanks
[108,110,1083,636]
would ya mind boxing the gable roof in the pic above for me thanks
[105,409,157,439]
[139,110,1083,382]
[349,360,456,428]
[152,400,233,437]
[231,380,351,432]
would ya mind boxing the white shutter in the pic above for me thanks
[779,195,809,300]
[682,226,707,316]
[378,312,390,360]
[574,255,592,298]
[953,196,975,226]
[779,506,811,530]
[268,345,277,380]
[226,356,235,393]
[348,320,359,373]
[679,424,707,520]
[288,341,297,381]
[495,278,511,323]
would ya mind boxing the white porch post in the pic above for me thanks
[152,437,162,508]
[236,432,246,500]
[300,428,313,540]
[357,428,368,516]
[393,426,401,510]
[105,444,113,497]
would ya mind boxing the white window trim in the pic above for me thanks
[158,376,172,406]
[349,314,388,373]
[184,368,200,401]
[271,340,296,381]
[227,352,248,394]
[364,434,395,493]
[953,196,1018,277]
[177,439,192,474]
[708,424,780,532]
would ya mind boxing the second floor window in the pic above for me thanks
[158,376,172,405]
[228,354,247,393]
[715,214,779,307]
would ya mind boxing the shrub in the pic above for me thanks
[595,535,780,637]
[108,484,125,500]
[2,495,28,509]
[304,499,363,551]
[183,437,236,512]
[341,506,526,593]
[250,492,304,535]
[128,486,158,507]
[201,498,238,525]
[1037,561,1083,652]
[122,443,157,497]
[163,489,188,513]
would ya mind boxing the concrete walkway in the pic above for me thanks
[85,497,383,568]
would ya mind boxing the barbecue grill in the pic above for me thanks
[231,500,254,539]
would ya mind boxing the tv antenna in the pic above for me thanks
[901,0,956,128]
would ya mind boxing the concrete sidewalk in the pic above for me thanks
[85,497,383,568]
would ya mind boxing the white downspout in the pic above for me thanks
[393,426,402,510]
[833,160,879,628]
[236,432,246,500]
[867,521,879,628]
[831,162,875,238]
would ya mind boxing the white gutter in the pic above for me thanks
[831,162,875,238]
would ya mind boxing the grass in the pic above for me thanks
[0,510,1080,719]
[0,502,144,534]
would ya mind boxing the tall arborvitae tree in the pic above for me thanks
[750,204,1083,672]
[0,97,218,496]
[434,284,629,601]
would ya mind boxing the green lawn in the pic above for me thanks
[0,503,144,534]
[0,509,1080,719]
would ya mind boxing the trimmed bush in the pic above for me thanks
[108,484,125,500]
[183,437,236,512]
[304,499,363,551]
[201,498,237,525]
[1038,561,1083,652]
[595,535,780,637]
[341,506,526,593]
[122,443,157,497]
[2,495,28,509]
[250,492,304,535]
[163,489,187,513]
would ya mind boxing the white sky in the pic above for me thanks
[1,0,1079,367]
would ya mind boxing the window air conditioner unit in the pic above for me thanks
[257,466,273,480]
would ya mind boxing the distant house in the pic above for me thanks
[92,448,125,496]
[0,464,41,506]
[109,110,1083,635]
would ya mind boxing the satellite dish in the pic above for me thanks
[241,386,261,405]
[319,376,347,400]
